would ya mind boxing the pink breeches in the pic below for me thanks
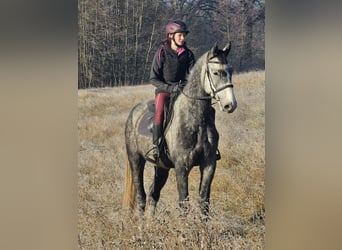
[154,92,170,126]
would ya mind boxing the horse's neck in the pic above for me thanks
[174,57,211,126]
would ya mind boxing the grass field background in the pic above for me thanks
[78,71,265,249]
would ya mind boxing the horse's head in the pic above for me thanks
[204,42,237,113]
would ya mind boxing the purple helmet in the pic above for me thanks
[165,20,189,36]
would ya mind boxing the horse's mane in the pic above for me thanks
[185,51,208,95]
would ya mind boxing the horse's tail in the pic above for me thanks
[122,160,136,210]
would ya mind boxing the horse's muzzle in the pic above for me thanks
[223,102,237,113]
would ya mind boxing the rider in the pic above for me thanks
[149,20,195,163]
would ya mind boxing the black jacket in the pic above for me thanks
[150,41,195,94]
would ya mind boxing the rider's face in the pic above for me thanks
[172,32,187,45]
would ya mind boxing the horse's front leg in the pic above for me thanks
[175,164,190,214]
[199,161,216,215]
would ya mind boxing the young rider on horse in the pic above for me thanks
[149,20,196,163]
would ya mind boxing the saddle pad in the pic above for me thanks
[137,111,154,137]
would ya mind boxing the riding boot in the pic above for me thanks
[152,123,162,162]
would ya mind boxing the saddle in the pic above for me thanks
[139,93,179,168]
[137,100,171,136]
[138,89,178,137]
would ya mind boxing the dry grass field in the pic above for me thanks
[78,71,265,249]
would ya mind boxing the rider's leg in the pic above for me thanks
[152,92,170,161]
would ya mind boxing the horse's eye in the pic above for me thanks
[213,72,219,76]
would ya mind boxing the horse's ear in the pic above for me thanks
[223,41,231,56]
[213,41,218,49]
[208,42,219,58]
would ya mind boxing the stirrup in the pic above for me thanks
[145,146,160,164]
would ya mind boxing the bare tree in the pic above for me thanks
[78,0,264,88]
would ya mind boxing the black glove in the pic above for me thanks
[156,84,171,94]
[166,84,173,93]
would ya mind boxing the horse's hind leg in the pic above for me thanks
[148,167,169,215]
[129,154,147,215]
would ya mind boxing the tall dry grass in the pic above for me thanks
[78,71,265,249]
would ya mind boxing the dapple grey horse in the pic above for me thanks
[122,43,237,216]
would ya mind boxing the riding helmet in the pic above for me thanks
[165,20,189,36]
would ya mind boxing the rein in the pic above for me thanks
[180,87,212,100]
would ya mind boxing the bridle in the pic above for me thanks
[206,61,234,98]
[181,53,234,101]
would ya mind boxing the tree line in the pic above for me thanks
[78,0,264,88]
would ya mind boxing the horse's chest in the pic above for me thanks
[167,125,209,161]
[182,131,200,147]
